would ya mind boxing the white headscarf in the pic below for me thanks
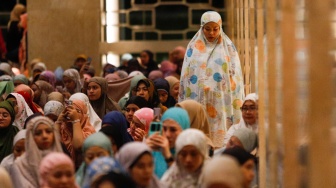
[7,93,33,130]
[223,93,258,146]
[162,129,208,188]
[69,93,102,131]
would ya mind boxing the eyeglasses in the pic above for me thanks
[241,106,258,112]
[0,112,10,118]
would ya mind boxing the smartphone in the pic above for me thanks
[86,57,92,66]
[153,107,161,121]
[64,100,73,106]
[149,122,162,136]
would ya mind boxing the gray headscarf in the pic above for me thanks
[232,127,258,152]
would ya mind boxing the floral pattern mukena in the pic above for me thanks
[179,11,245,147]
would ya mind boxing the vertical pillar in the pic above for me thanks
[27,0,101,72]
[306,0,334,187]
[281,0,299,187]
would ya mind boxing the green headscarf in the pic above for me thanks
[76,132,113,187]
[0,81,14,100]
[0,100,19,162]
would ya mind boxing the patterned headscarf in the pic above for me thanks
[43,101,64,117]
[6,93,33,129]
[82,157,123,188]
[179,11,245,147]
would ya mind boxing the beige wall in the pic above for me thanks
[27,0,101,72]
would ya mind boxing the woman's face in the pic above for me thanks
[0,108,12,129]
[7,97,18,114]
[241,100,258,125]
[170,83,179,101]
[125,104,140,123]
[129,153,153,187]
[87,82,102,101]
[13,139,25,159]
[140,52,150,65]
[202,22,220,42]
[31,84,41,102]
[136,83,149,101]
[33,123,54,150]
[84,146,110,166]
[46,164,76,188]
[178,145,204,173]
[130,116,145,135]
[241,159,255,188]
[162,119,182,148]
[63,76,76,92]
[226,136,244,150]
[158,90,168,104]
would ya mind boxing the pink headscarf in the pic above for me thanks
[133,107,154,133]
[39,152,78,188]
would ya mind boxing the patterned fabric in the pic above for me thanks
[179,11,244,147]
[82,157,123,188]
[7,93,33,130]
[43,101,64,117]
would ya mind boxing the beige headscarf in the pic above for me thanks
[176,99,211,139]
[201,156,243,188]
[11,116,63,188]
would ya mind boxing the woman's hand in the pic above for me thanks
[146,133,171,158]
[65,106,80,122]
[57,110,68,122]
[132,128,146,141]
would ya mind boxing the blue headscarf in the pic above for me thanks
[100,111,133,150]
[161,107,190,130]
[154,107,190,178]
[82,157,125,188]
